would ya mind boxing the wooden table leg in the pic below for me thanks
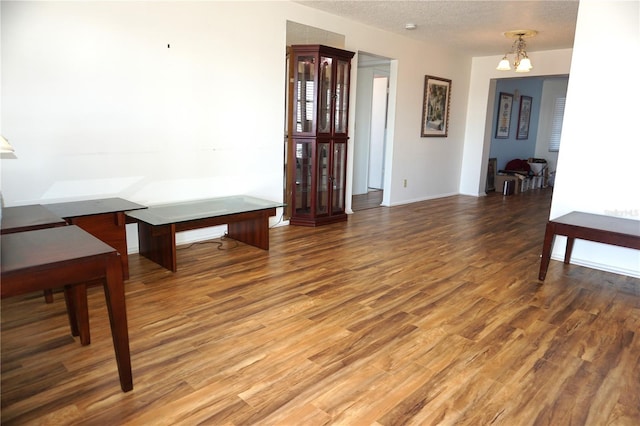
[64,287,79,337]
[228,209,273,250]
[138,222,177,272]
[538,221,556,281]
[564,237,575,264]
[63,284,91,345]
[103,254,133,392]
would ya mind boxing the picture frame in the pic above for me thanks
[516,95,533,140]
[495,92,513,139]
[486,157,497,192]
[421,75,451,137]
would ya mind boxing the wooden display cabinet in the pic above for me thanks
[289,44,355,226]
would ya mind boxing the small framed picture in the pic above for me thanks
[495,92,513,139]
[421,75,452,137]
[517,95,533,140]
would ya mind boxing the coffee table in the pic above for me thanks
[126,196,282,272]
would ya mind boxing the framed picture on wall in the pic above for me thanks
[495,92,513,139]
[517,95,533,140]
[421,75,452,137]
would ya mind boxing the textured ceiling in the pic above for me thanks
[292,1,579,57]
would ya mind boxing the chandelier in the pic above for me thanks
[496,30,537,72]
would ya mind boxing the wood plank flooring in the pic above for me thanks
[352,189,383,211]
[2,188,639,425]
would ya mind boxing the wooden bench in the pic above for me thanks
[126,196,282,272]
[538,211,640,280]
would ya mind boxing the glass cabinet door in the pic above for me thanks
[316,142,329,215]
[294,142,312,215]
[334,59,350,134]
[295,56,315,133]
[289,45,354,226]
[318,57,333,134]
[331,142,347,214]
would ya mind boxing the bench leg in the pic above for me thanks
[103,254,133,392]
[138,222,177,272]
[227,209,274,250]
[564,237,575,264]
[539,222,555,281]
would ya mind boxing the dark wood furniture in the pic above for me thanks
[1,204,67,234]
[1,226,133,392]
[2,204,70,303]
[44,197,146,280]
[539,211,640,280]
[289,44,355,226]
[126,196,282,272]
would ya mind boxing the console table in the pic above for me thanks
[1,226,133,392]
[2,205,72,304]
[539,211,640,281]
[126,196,282,272]
[1,204,67,234]
[44,197,147,280]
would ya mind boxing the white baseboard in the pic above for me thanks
[550,254,640,279]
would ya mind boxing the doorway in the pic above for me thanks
[352,52,391,211]
[484,76,567,194]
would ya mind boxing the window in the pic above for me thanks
[549,97,566,152]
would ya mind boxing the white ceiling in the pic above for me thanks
[292,0,579,57]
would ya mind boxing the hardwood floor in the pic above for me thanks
[352,189,383,211]
[2,188,639,425]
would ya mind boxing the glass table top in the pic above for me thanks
[125,196,283,226]
[45,197,146,218]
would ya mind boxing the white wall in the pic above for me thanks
[2,1,290,205]
[302,14,471,206]
[382,44,469,205]
[4,1,636,276]
[549,1,640,277]
[1,0,471,250]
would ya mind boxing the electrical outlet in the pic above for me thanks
[403,179,407,188]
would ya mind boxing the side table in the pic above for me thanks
[44,197,146,280]
[1,204,67,234]
[1,226,133,392]
[2,204,70,303]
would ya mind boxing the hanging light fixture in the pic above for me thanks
[497,30,537,72]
